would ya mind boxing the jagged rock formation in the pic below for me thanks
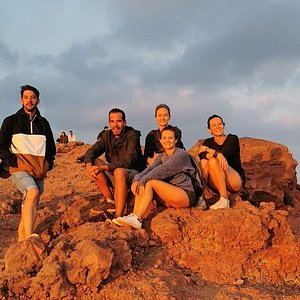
[0,138,299,299]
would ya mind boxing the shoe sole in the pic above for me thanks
[90,208,116,214]
[112,218,122,226]
[26,233,41,240]
[90,209,105,214]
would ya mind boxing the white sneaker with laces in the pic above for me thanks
[113,213,142,229]
[210,196,230,210]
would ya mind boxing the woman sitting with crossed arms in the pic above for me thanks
[112,125,197,229]
[199,114,245,210]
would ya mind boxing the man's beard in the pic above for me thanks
[24,104,37,113]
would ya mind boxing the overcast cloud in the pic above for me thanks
[0,0,299,176]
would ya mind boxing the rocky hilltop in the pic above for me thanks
[0,138,300,299]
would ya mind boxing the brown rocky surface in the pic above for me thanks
[0,137,299,299]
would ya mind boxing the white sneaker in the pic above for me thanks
[210,196,230,210]
[113,213,142,229]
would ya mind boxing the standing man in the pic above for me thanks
[0,85,56,241]
[85,108,145,217]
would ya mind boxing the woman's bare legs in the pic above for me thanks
[114,179,190,228]
[134,180,189,218]
[207,158,228,198]
[201,158,242,209]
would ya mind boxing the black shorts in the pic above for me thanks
[183,188,198,207]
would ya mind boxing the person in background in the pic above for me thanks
[68,130,76,142]
[84,108,145,217]
[56,131,68,143]
[113,126,197,229]
[97,125,109,141]
[198,114,245,210]
[144,104,184,166]
[0,85,56,241]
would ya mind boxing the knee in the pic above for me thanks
[208,157,220,169]
[145,179,158,189]
[114,168,127,180]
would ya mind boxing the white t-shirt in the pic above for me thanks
[68,134,76,141]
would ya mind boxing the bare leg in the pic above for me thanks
[113,168,128,217]
[200,159,209,183]
[206,158,242,195]
[133,193,143,215]
[95,172,113,200]
[207,158,228,198]
[18,206,25,241]
[134,180,189,218]
[94,158,113,200]
[22,187,40,239]
[224,168,242,192]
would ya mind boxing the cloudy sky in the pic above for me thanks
[1,0,299,175]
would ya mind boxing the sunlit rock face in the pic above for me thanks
[0,139,300,299]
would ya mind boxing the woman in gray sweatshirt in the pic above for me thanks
[112,125,197,229]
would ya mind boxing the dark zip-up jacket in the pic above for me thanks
[84,126,146,172]
[0,108,56,179]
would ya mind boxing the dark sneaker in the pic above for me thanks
[90,201,116,214]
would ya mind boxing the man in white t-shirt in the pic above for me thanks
[68,130,76,142]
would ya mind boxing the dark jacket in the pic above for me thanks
[0,108,56,179]
[84,126,146,172]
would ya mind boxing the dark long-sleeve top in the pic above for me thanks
[199,134,245,183]
[0,108,56,179]
[144,126,184,162]
[134,148,194,191]
[84,126,146,172]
